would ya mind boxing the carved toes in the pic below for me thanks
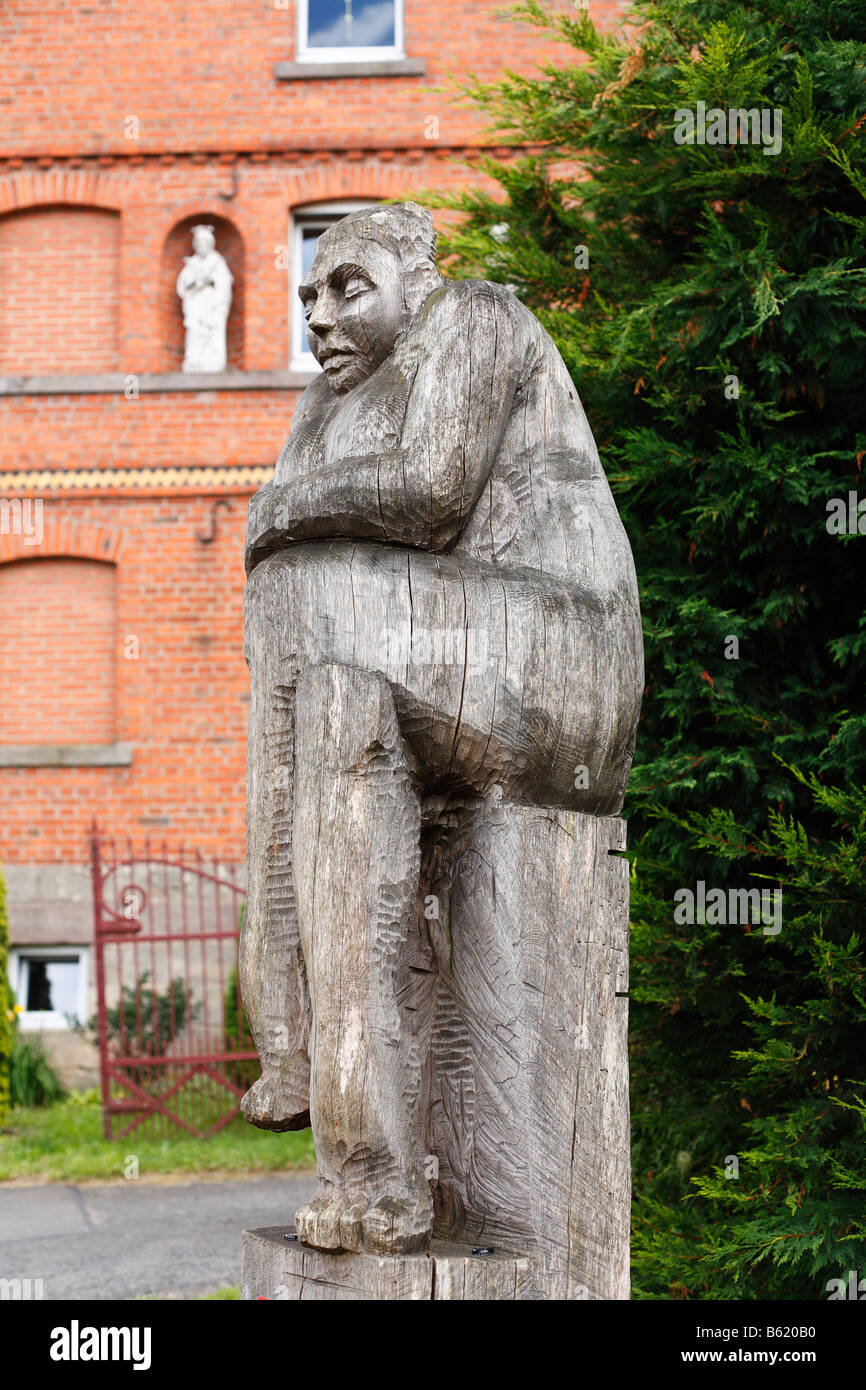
[295,1189,433,1255]
[294,1193,352,1252]
[359,1193,432,1256]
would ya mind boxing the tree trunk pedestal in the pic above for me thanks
[242,1227,534,1301]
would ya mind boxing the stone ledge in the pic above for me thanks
[0,370,317,397]
[274,58,426,80]
[242,1226,535,1301]
[0,743,134,767]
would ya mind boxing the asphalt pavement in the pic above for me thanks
[0,1173,319,1300]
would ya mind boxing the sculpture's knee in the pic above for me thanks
[294,662,401,774]
[244,544,387,679]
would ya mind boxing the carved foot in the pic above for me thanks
[358,1193,432,1255]
[294,1191,368,1252]
[295,1188,432,1255]
[241,1072,310,1132]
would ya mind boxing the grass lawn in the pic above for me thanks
[138,1288,241,1301]
[0,1090,315,1184]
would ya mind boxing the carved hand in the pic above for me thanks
[245,481,298,576]
[245,457,406,576]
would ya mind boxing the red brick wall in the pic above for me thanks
[0,0,629,157]
[1,392,292,471]
[0,206,120,373]
[0,557,117,745]
[0,498,249,861]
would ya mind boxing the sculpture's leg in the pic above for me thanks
[291,661,432,1256]
[239,608,311,1131]
[428,797,535,1250]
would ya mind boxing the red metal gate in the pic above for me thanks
[90,823,257,1139]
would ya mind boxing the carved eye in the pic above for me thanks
[343,278,369,300]
[302,297,316,321]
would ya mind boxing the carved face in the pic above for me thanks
[299,232,412,395]
[192,228,215,257]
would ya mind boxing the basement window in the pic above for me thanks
[11,948,90,1030]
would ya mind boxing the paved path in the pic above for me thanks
[0,1173,318,1300]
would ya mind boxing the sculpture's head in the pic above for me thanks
[192,225,216,257]
[299,202,443,394]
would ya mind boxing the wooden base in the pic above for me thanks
[241,1227,534,1301]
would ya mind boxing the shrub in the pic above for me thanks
[10,1033,65,1110]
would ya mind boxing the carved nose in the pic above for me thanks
[307,293,336,336]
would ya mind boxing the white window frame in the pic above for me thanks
[10,946,90,1031]
[296,0,404,63]
[290,200,380,372]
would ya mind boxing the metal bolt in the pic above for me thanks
[283,1232,299,1242]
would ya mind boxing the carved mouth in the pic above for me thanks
[320,348,355,370]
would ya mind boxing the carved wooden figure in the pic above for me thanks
[240,203,642,1300]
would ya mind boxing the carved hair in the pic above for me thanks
[318,202,442,317]
[322,202,438,273]
[348,203,435,268]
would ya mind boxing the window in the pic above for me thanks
[290,201,379,371]
[297,0,404,63]
[11,948,89,1030]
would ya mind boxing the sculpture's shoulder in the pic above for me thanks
[415,277,534,345]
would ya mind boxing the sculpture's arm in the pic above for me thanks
[245,284,524,575]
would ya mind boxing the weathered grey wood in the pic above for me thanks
[241,1228,534,1301]
[438,806,630,1299]
[239,203,642,1296]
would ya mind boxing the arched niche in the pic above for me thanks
[160,214,245,372]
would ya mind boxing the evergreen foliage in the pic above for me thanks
[421,0,866,1297]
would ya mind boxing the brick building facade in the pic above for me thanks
[0,0,625,1083]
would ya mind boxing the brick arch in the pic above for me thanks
[0,168,125,217]
[148,199,260,265]
[279,162,433,210]
[161,212,245,371]
[0,515,123,568]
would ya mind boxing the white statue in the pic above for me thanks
[176,225,233,373]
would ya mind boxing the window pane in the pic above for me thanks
[25,958,79,1015]
[307,0,396,50]
[301,225,323,281]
